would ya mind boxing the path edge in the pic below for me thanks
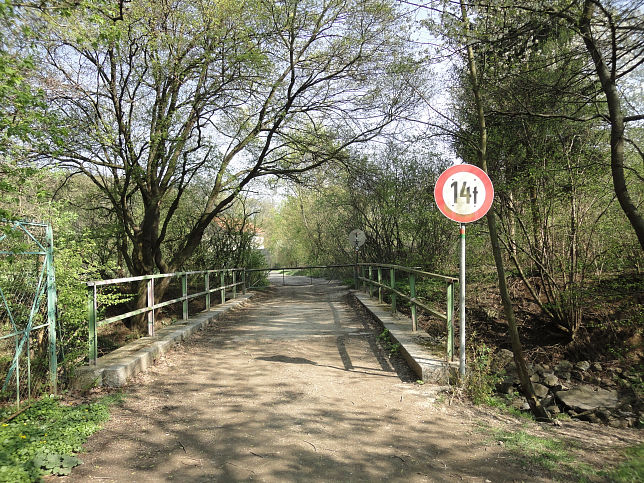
[351,291,458,384]
[71,293,255,389]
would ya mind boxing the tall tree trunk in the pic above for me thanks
[579,0,644,250]
[460,0,550,421]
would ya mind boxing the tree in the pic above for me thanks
[0,1,61,219]
[421,0,551,420]
[551,0,644,250]
[36,0,422,331]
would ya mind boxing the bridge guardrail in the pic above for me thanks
[86,268,245,364]
[357,263,457,361]
[245,265,355,288]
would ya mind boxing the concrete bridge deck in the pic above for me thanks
[66,276,529,482]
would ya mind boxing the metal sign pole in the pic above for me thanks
[459,223,466,377]
[354,243,359,290]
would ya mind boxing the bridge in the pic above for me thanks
[68,275,519,481]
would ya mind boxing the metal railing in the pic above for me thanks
[1,220,57,405]
[356,263,457,361]
[86,268,245,364]
[245,264,354,288]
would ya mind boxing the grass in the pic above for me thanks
[601,443,644,482]
[480,423,643,482]
[0,392,124,481]
[490,426,574,470]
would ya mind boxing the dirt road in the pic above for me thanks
[63,278,639,482]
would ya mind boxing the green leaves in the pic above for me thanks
[0,394,116,480]
[32,452,81,476]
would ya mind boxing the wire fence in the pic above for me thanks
[0,220,56,406]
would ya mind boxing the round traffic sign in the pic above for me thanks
[434,164,494,223]
[348,229,366,249]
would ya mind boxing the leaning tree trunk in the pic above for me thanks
[460,0,550,421]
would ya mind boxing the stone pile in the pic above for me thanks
[492,349,641,428]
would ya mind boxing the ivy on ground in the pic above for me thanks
[0,393,121,481]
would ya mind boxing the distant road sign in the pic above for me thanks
[434,164,494,223]
[348,229,366,249]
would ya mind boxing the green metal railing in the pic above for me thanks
[356,263,457,360]
[245,265,354,288]
[86,268,245,364]
[0,220,57,406]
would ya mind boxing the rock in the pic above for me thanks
[512,400,530,411]
[496,381,515,395]
[596,409,611,422]
[533,364,545,376]
[608,418,627,429]
[592,362,602,371]
[560,372,571,381]
[541,395,555,407]
[625,418,638,428]
[533,383,549,398]
[587,374,601,385]
[555,360,573,374]
[575,361,591,372]
[583,413,602,424]
[530,374,540,383]
[546,405,560,415]
[556,386,619,412]
[491,349,514,372]
[543,373,559,387]
[572,370,585,381]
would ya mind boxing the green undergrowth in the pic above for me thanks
[378,328,400,355]
[482,424,643,481]
[601,443,644,482]
[0,392,124,481]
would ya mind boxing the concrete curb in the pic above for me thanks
[72,293,255,389]
[351,291,458,384]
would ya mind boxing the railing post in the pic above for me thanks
[147,278,155,336]
[182,273,188,320]
[242,269,247,295]
[232,271,237,299]
[205,272,210,310]
[447,280,455,361]
[368,265,373,298]
[410,272,417,332]
[220,271,225,304]
[88,285,97,365]
[390,267,396,315]
[46,224,57,393]
[378,267,382,303]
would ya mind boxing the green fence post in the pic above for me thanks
[378,267,382,303]
[46,225,57,394]
[220,271,225,304]
[390,267,396,315]
[368,266,373,298]
[205,272,210,310]
[410,272,417,332]
[232,271,237,299]
[182,273,188,320]
[147,278,155,336]
[447,281,455,361]
[361,265,366,291]
[242,269,247,295]
[88,285,97,365]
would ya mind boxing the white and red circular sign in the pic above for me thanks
[434,164,494,223]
